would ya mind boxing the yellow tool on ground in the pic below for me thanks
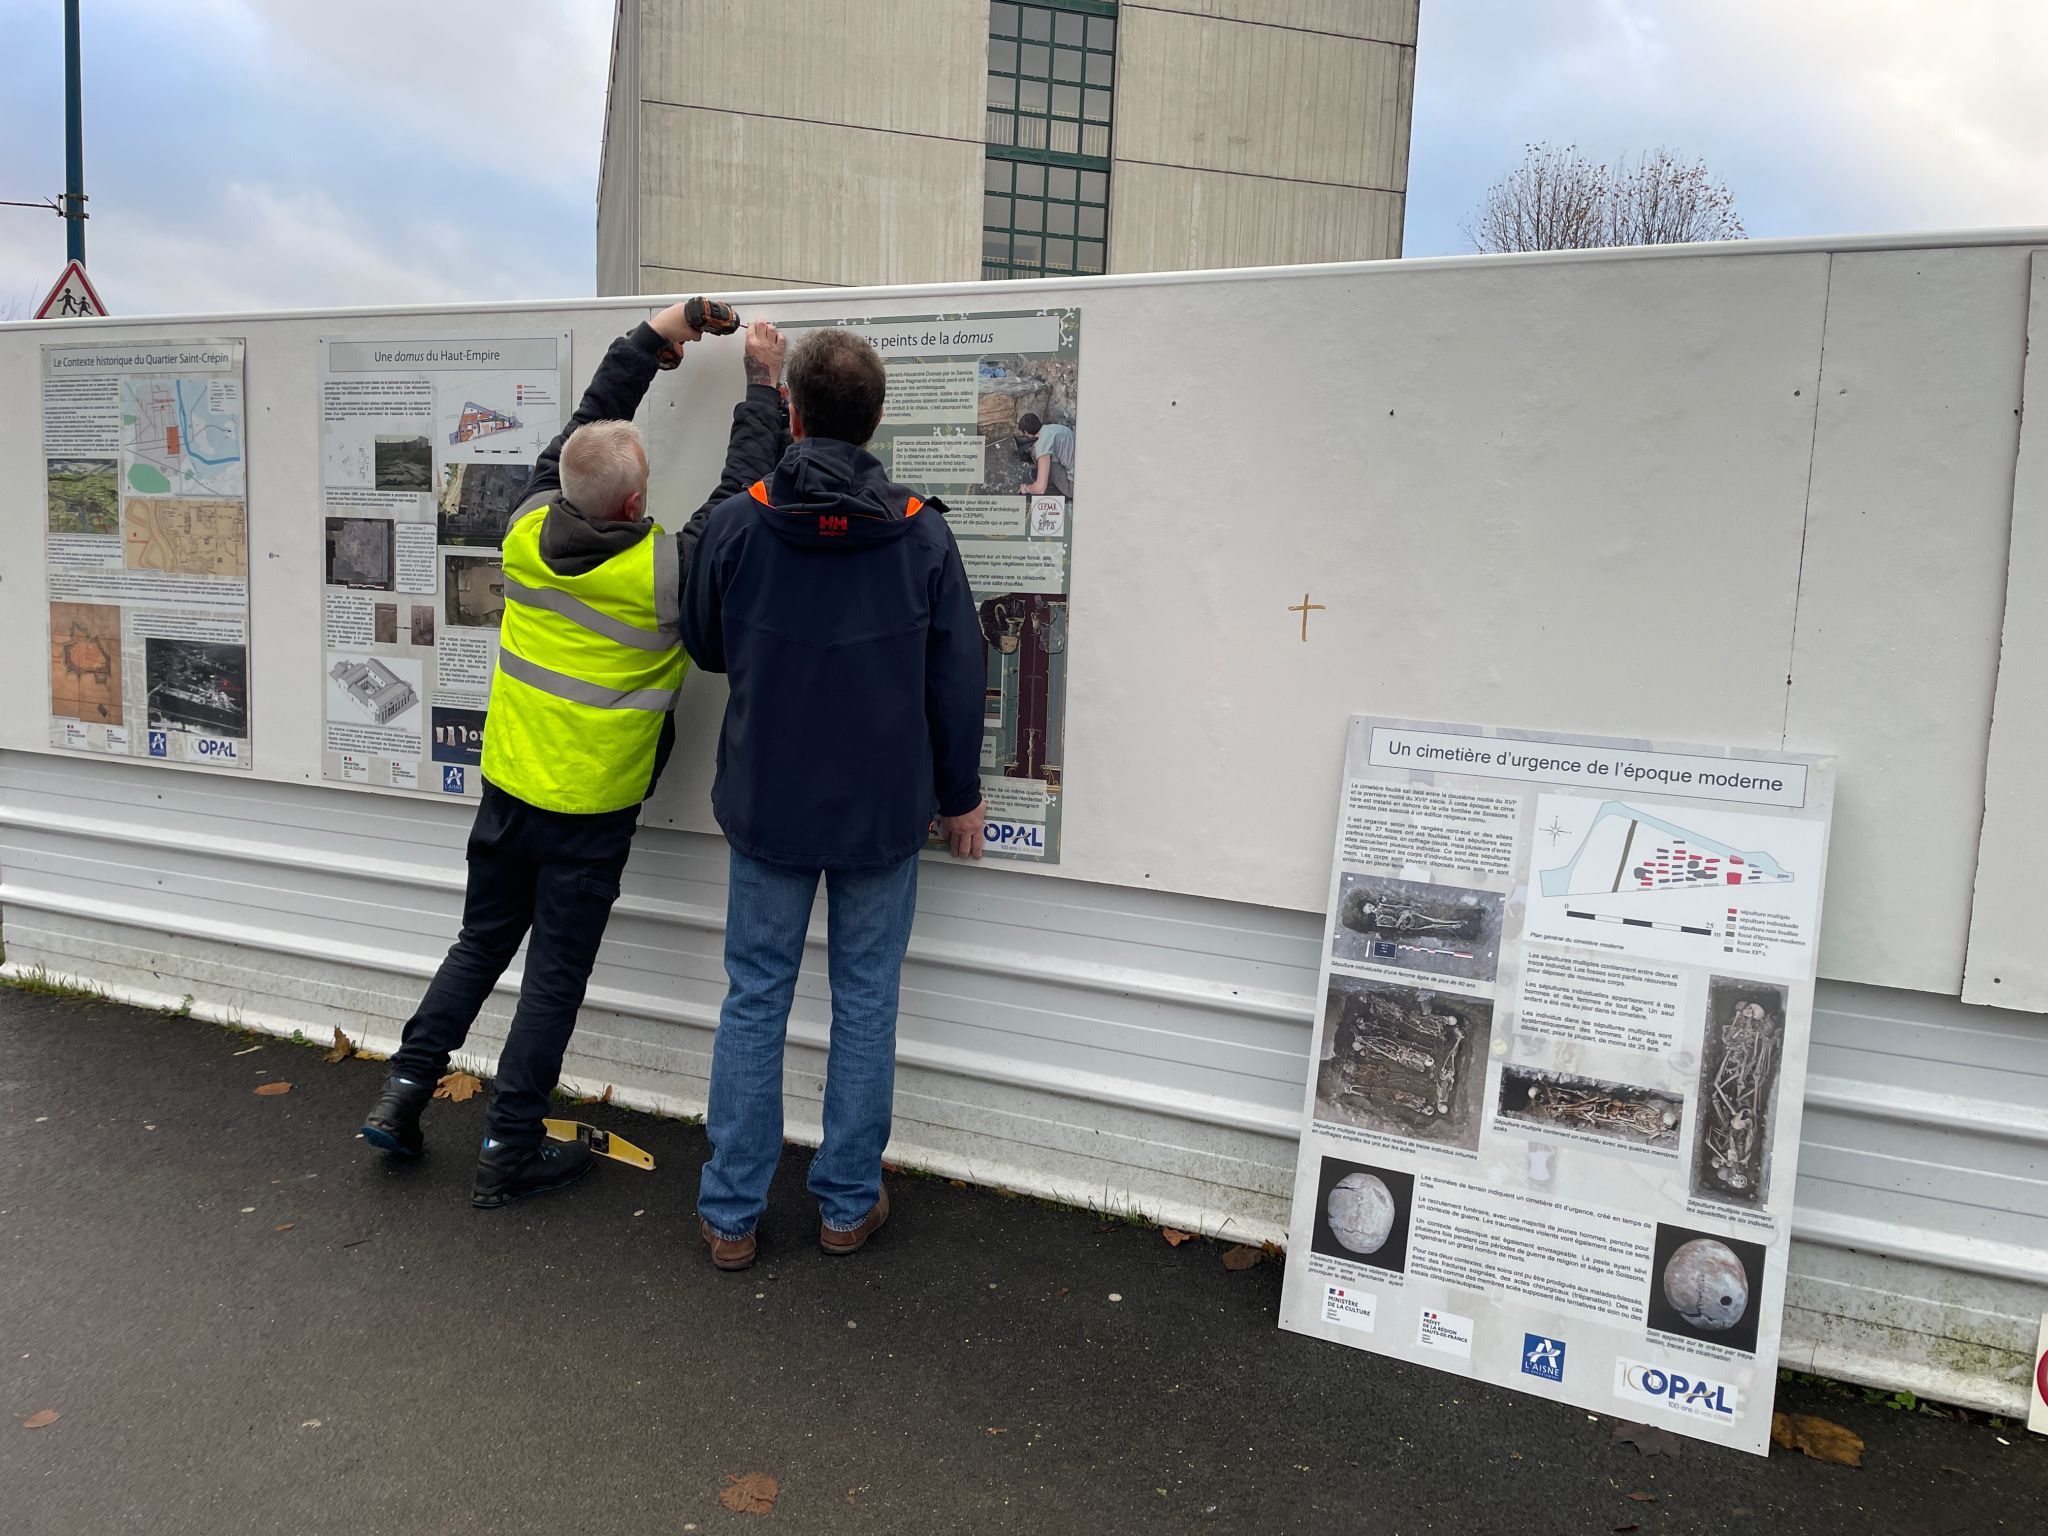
[542,1118,655,1170]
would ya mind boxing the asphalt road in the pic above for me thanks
[3,989,2043,1534]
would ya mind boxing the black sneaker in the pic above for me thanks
[471,1137,594,1210]
[360,1074,434,1157]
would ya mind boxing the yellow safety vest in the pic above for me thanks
[480,506,688,814]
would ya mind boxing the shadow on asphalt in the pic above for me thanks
[2,991,2043,1534]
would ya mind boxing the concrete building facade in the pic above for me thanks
[596,0,1419,294]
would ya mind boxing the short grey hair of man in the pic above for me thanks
[559,419,649,520]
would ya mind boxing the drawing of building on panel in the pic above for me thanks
[330,657,419,725]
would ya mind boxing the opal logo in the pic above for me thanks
[983,819,1046,858]
[147,730,169,758]
[1522,1334,1566,1382]
[194,738,239,761]
[1615,1359,1739,1419]
[442,766,466,794]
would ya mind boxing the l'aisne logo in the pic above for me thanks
[1521,1333,1566,1382]
[818,514,850,536]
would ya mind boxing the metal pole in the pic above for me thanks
[64,0,85,263]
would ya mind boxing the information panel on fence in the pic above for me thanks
[1277,717,1834,1456]
[316,334,568,796]
[773,310,1080,863]
[42,339,252,769]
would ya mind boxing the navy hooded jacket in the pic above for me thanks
[680,436,986,870]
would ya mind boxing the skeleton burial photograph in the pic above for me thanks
[1689,976,1787,1208]
[1495,1066,1684,1153]
[1330,872,1505,982]
[1314,976,1493,1151]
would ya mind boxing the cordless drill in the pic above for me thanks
[684,296,741,336]
[654,297,742,370]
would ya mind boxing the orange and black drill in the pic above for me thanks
[654,297,743,369]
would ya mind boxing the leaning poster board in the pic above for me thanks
[42,339,252,768]
[771,310,1080,864]
[315,334,569,796]
[1277,717,1834,1456]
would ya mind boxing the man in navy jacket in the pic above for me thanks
[682,326,986,1270]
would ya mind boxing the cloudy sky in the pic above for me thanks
[2,0,2045,315]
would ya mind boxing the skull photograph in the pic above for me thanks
[1643,1222,1767,1355]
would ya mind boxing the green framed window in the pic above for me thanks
[984,1,1115,280]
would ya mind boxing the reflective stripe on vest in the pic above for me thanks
[480,505,687,814]
[497,647,679,712]
[502,575,676,650]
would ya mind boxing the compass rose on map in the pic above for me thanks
[1540,814,1573,847]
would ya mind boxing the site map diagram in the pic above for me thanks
[123,498,247,577]
[123,376,244,497]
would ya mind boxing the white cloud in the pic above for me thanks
[221,0,614,199]
[0,182,582,315]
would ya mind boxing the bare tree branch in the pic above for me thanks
[1464,143,1744,253]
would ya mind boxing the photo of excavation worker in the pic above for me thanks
[1315,976,1493,1150]
[1689,977,1788,1209]
[1331,872,1505,982]
[1017,412,1074,499]
[974,354,1077,496]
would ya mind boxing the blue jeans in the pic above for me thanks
[697,847,920,1238]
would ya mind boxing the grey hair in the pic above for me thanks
[559,420,649,520]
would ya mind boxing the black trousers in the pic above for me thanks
[390,782,639,1147]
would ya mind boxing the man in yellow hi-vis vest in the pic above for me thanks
[358,303,793,1210]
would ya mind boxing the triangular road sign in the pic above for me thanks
[34,259,108,319]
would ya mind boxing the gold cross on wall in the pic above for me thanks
[1289,592,1326,642]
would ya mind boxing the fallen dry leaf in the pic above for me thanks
[1221,1244,1262,1271]
[253,1081,293,1097]
[434,1071,484,1103]
[1161,1228,1192,1247]
[986,1427,1008,1436]
[948,1179,967,1188]
[324,1028,357,1064]
[1055,1287,1070,1299]
[1627,1491,1656,1502]
[601,1084,615,1106]
[1614,1525,1640,1534]
[274,1223,296,1233]
[1772,1412,1864,1467]
[719,1472,779,1515]
[22,1410,60,1429]
[1611,1421,1683,1458]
